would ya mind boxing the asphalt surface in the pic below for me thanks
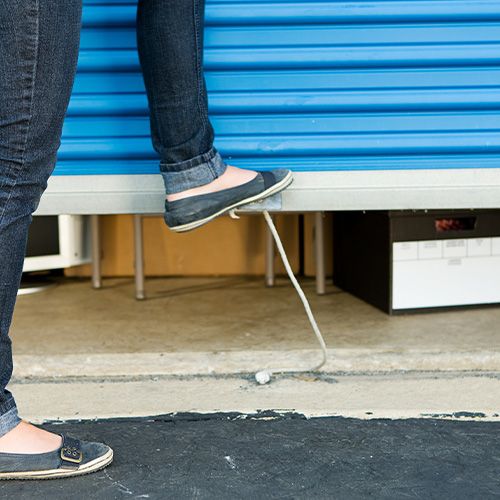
[0,413,498,499]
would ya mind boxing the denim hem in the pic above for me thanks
[0,406,21,438]
[160,146,228,195]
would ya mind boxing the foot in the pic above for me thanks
[0,421,62,454]
[0,432,113,479]
[164,168,293,232]
[166,165,258,202]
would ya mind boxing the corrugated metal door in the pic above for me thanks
[57,0,500,179]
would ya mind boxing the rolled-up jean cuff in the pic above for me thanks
[160,146,228,195]
[0,406,21,438]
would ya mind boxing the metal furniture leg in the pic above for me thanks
[90,215,102,289]
[133,214,146,300]
[265,214,275,287]
[314,211,326,295]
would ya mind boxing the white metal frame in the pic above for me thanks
[23,215,90,273]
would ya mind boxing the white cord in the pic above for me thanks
[252,210,328,383]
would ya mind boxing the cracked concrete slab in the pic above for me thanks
[12,373,500,423]
[12,349,500,380]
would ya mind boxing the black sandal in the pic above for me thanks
[0,434,113,480]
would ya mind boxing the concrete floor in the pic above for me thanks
[11,276,500,355]
[8,276,500,422]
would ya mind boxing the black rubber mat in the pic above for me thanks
[0,413,498,499]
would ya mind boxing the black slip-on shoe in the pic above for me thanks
[0,434,113,480]
[164,168,293,232]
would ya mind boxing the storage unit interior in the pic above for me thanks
[24,1,500,362]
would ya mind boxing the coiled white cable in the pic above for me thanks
[254,210,328,383]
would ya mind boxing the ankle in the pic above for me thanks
[0,421,62,454]
[166,165,258,202]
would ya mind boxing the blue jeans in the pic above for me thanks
[0,0,227,436]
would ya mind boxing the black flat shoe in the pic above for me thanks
[164,168,293,232]
[0,434,113,480]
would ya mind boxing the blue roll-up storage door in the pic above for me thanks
[57,0,500,177]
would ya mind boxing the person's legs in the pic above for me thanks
[0,0,82,451]
[136,0,293,232]
[136,0,261,202]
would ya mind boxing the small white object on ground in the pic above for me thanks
[255,370,272,385]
